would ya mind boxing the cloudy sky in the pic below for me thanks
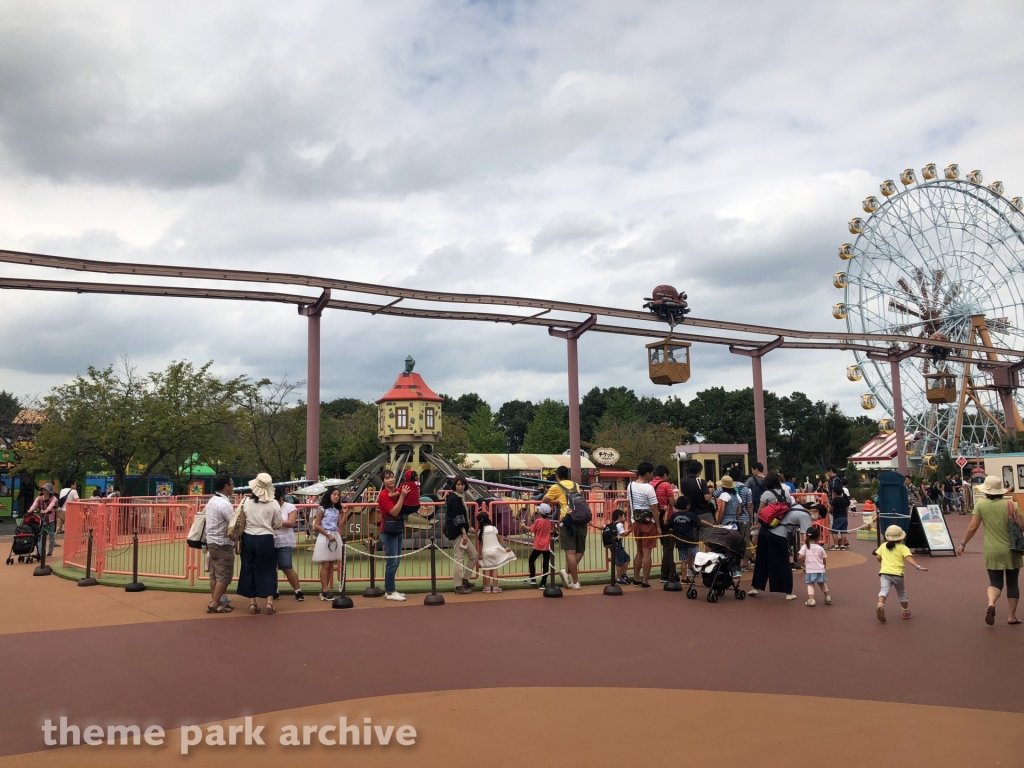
[2,1,1023,415]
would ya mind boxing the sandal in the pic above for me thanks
[265,603,276,615]
[249,604,260,615]
[207,605,230,614]
[986,605,996,626]
[1008,618,1021,625]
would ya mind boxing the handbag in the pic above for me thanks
[382,517,404,536]
[226,499,247,543]
[186,511,206,550]
[627,482,653,524]
[1007,499,1024,555]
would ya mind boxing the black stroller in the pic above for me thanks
[685,527,746,603]
[6,512,41,565]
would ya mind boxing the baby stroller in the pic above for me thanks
[6,512,41,565]
[686,527,746,603]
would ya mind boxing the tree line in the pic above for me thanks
[3,359,881,494]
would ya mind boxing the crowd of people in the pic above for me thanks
[184,459,1019,628]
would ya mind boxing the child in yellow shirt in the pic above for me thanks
[875,525,928,623]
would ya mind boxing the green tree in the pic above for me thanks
[434,414,469,466]
[320,401,381,477]
[321,397,366,419]
[28,359,242,494]
[522,399,568,453]
[149,361,246,493]
[233,378,307,481]
[466,404,506,453]
[593,415,686,471]
[495,399,536,451]
[0,390,20,438]
[579,387,607,443]
[441,393,488,423]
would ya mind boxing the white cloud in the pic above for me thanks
[0,0,1022,424]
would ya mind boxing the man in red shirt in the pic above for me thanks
[652,466,677,583]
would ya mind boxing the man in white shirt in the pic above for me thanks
[205,475,237,613]
[628,462,660,588]
[56,480,79,535]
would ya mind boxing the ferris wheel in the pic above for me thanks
[834,163,1024,467]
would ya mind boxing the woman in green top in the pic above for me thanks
[957,475,1024,626]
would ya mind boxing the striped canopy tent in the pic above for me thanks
[459,454,596,471]
[849,432,915,471]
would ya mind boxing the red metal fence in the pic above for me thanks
[60,493,685,589]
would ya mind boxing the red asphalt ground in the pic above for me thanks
[1,514,1022,766]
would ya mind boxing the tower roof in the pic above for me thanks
[376,371,443,404]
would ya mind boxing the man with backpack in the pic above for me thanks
[543,466,589,589]
[679,460,715,536]
[745,463,767,512]
[651,465,677,583]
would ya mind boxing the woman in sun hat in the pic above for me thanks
[874,524,928,623]
[236,473,283,615]
[957,475,1024,626]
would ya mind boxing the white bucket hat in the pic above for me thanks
[979,475,1009,496]
[884,524,906,542]
[248,473,274,502]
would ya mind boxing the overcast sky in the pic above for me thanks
[2,1,1023,415]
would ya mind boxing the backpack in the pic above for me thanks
[58,488,72,509]
[563,482,592,525]
[602,522,618,547]
[671,511,698,544]
[758,490,791,528]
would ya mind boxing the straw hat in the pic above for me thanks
[979,475,1009,496]
[248,473,274,502]
[884,524,906,542]
[719,476,735,489]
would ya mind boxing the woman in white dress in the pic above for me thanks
[312,488,350,601]
[476,510,516,594]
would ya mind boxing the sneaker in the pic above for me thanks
[570,582,581,590]
[633,578,645,587]
[527,577,538,585]
[659,578,668,583]
[559,569,571,587]
[274,592,281,601]
[295,591,305,602]
[220,596,232,605]
[385,592,406,602]
[537,583,547,590]
[876,604,887,623]
[902,609,912,620]
[747,588,759,596]
[454,585,469,595]
[319,591,334,601]
[824,595,832,605]
[785,594,797,600]
[805,599,816,607]
[616,577,629,585]
[641,582,652,589]
[686,569,696,581]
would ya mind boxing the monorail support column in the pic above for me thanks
[550,315,597,485]
[299,289,332,482]
[867,344,922,477]
[730,337,784,471]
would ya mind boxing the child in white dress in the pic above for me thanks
[476,511,516,593]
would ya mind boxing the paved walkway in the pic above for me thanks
[2,515,1021,767]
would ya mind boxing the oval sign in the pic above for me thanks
[592,447,620,466]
